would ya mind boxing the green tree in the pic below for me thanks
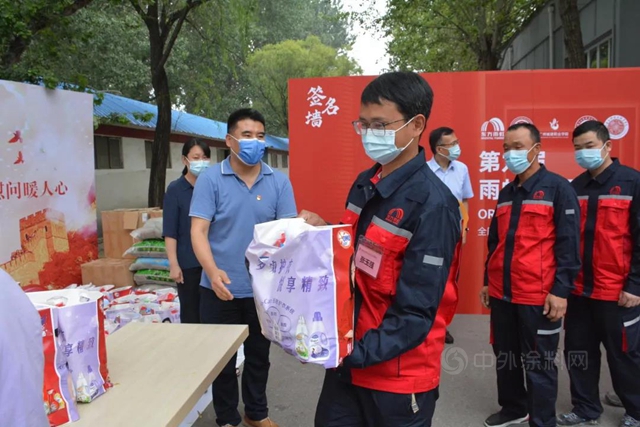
[128,0,210,207]
[245,36,360,136]
[0,0,94,75]
[381,0,547,72]
[10,3,154,97]
[177,0,352,123]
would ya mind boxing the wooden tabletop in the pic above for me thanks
[74,322,248,427]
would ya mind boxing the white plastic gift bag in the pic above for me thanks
[246,218,354,368]
[28,289,111,403]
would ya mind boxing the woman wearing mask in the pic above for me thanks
[163,138,211,324]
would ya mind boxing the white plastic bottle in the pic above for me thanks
[309,312,330,361]
[295,315,309,360]
[76,372,89,401]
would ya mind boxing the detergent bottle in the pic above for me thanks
[76,372,89,402]
[309,311,329,361]
[295,315,309,360]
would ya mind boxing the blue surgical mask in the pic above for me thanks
[188,159,209,177]
[361,117,415,165]
[230,136,266,166]
[575,146,607,170]
[440,144,461,162]
[503,144,539,174]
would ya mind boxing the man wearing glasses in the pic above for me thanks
[428,127,474,344]
[299,71,462,427]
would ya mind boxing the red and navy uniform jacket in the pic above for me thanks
[571,159,640,301]
[339,148,462,394]
[484,165,581,305]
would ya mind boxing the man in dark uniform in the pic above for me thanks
[481,123,581,427]
[299,71,462,427]
[557,120,640,427]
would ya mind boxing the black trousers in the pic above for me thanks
[490,297,562,427]
[564,295,640,420]
[315,368,438,427]
[200,287,271,426]
[177,267,202,324]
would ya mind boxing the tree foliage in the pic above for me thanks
[0,0,94,75]
[246,36,360,136]
[381,0,547,71]
[177,0,353,122]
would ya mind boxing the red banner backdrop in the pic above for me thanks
[288,69,640,315]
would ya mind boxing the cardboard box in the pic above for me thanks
[81,258,134,288]
[102,208,163,258]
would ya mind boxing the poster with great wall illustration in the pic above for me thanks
[1,80,98,290]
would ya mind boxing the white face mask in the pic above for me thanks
[361,117,416,165]
[188,159,210,176]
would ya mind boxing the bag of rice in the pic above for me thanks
[123,240,167,258]
[130,217,163,241]
[129,257,170,272]
[133,269,175,286]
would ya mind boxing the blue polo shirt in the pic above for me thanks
[189,158,298,298]
[163,175,200,270]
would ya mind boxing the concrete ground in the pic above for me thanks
[194,314,624,427]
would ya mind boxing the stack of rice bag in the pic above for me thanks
[124,218,175,287]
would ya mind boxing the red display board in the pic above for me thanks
[289,69,640,314]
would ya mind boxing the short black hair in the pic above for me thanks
[573,120,610,142]
[227,108,266,134]
[361,71,434,122]
[429,127,454,154]
[181,138,211,175]
[507,123,541,144]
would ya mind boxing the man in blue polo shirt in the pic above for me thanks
[190,108,297,427]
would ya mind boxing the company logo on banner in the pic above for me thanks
[605,115,629,140]
[481,118,505,140]
[510,116,533,125]
[304,85,340,128]
[541,117,569,139]
[575,115,598,128]
[0,81,97,290]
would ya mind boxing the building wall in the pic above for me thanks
[502,0,639,70]
[94,136,289,232]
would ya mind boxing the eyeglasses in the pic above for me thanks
[352,119,407,136]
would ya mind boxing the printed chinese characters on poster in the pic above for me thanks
[0,181,69,201]
[305,86,340,128]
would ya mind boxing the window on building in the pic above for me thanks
[217,148,230,163]
[145,140,172,169]
[282,154,289,168]
[586,38,611,69]
[94,136,124,169]
[270,152,279,168]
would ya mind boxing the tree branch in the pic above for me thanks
[429,7,472,42]
[160,0,205,70]
[129,0,146,18]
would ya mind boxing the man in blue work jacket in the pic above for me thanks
[557,120,640,427]
[299,71,462,427]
